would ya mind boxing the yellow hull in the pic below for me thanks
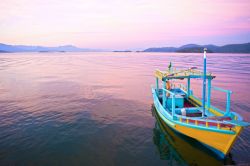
[155,102,243,156]
[185,95,243,155]
[174,123,242,155]
[154,109,230,165]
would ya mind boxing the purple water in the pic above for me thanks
[0,52,249,165]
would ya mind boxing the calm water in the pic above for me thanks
[0,52,249,165]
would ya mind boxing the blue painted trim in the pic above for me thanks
[172,95,175,118]
[207,78,211,110]
[162,88,175,96]
[211,86,232,116]
[202,50,207,116]
[162,80,167,109]
[163,75,214,79]
[187,78,190,97]
[212,86,232,94]
[226,91,231,115]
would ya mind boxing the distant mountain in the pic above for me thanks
[0,43,102,52]
[217,43,250,53]
[178,44,200,50]
[143,43,250,53]
[143,47,177,52]
[0,43,23,52]
[176,47,213,53]
[1,42,250,53]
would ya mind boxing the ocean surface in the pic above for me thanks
[0,52,249,166]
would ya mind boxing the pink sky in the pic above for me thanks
[0,0,250,49]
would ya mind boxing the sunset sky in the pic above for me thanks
[0,0,250,49]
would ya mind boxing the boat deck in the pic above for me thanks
[157,92,203,117]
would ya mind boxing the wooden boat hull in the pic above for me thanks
[152,87,243,158]
[153,107,233,165]
[173,120,242,158]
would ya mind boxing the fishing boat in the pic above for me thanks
[151,49,250,158]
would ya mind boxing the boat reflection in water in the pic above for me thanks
[152,106,235,166]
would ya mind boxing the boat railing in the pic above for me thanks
[152,85,237,130]
[162,88,175,118]
[175,114,234,130]
[211,86,232,115]
[178,83,232,116]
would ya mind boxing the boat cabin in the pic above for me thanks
[154,67,233,118]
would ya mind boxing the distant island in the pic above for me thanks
[1,42,250,53]
[0,43,102,53]
[143,43,250,53]
[113,50,132,52]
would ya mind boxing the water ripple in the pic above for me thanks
[0,52,249,165]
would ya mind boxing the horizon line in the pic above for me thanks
[1,41,250,51]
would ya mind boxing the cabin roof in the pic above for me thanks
[155,68,216,80]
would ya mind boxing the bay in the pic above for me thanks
[0,52,249,165]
